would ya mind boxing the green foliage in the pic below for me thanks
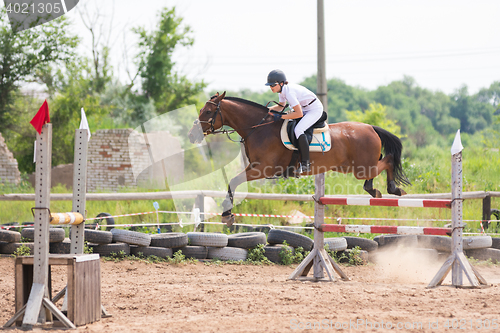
[1,5,208,174]
[345,103,403,137]
[12,244,32,257]
[451,85,494,134]
[104,250,128,262]
[278,241,310,265]
[170,250,186,263]
[328,246,364,266]
[99,80,156,128]
[292,246,308,264]
[125,251,195,264]
[0,9,79,133]
[302,75,371,122]
[275,176,315,195]
[132,7,205,114]
[247,244,272,264]
[84,242,93,254]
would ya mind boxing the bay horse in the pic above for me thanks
[188,92,411,226]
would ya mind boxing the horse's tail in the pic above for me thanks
[372,126,411,187]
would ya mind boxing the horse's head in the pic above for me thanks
[189,91,226,144]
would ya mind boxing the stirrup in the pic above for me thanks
[299,162,311,174]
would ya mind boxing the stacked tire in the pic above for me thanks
[417,235,499,263]
[186,232,248,261]
[20,227,68,254]
[0,228,26,255]
[367,234,499,264]
[264,229,313,264]
[0,227,73,255]
[86,229,128,257]
[324,236,376,264]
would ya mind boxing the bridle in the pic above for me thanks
[193,99,276,144]
[193,100,224,136]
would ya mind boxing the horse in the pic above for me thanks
[188,92,411,226]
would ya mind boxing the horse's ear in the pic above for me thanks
[220,91,226,100]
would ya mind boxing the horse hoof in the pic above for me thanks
[367,189,382,198]
[222,214,235,227]
[392,188,407,196]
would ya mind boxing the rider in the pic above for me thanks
[266,69,324,174]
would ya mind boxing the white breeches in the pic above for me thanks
[294,106,323,138]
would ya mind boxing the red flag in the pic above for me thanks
[30,100,50,135]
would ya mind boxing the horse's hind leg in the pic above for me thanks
[363,179,382,198]
[377,155,407,196]
[387,180,406,196]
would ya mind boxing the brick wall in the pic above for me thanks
[87,129,183,192]
[0,132,21,185]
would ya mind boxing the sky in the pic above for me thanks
[40,0,500,95]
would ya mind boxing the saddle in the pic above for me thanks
[280,111,331,152]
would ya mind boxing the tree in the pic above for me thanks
[77,2,115,94]
[450,85,494,134]
[131,7,205,114]
[5,58,110,174]
[302,76,371,122]
[476,81,500,112]
[0,9,78,133]
[345,103,403,137]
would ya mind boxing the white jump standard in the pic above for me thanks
[289,130,488,288]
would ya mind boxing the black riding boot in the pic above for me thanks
[297,134,311,173]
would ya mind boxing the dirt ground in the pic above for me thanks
[1,249,500,333]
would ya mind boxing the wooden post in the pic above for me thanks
[316,0,328,119]
[428,130,487,288]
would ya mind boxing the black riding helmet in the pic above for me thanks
[265,69,286,86]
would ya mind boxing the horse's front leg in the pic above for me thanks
[221,184,236,227]
[221,162,270,226]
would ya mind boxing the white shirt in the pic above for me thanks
[279,83,319,113]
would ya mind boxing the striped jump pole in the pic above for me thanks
[319,197,451,208]
[318,197,453,236]
[320,224,451,236]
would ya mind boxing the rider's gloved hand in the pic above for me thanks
[273,113,282,122]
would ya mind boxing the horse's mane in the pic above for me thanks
[225,96,269,112]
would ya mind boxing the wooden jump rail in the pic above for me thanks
[288,130,488,289]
